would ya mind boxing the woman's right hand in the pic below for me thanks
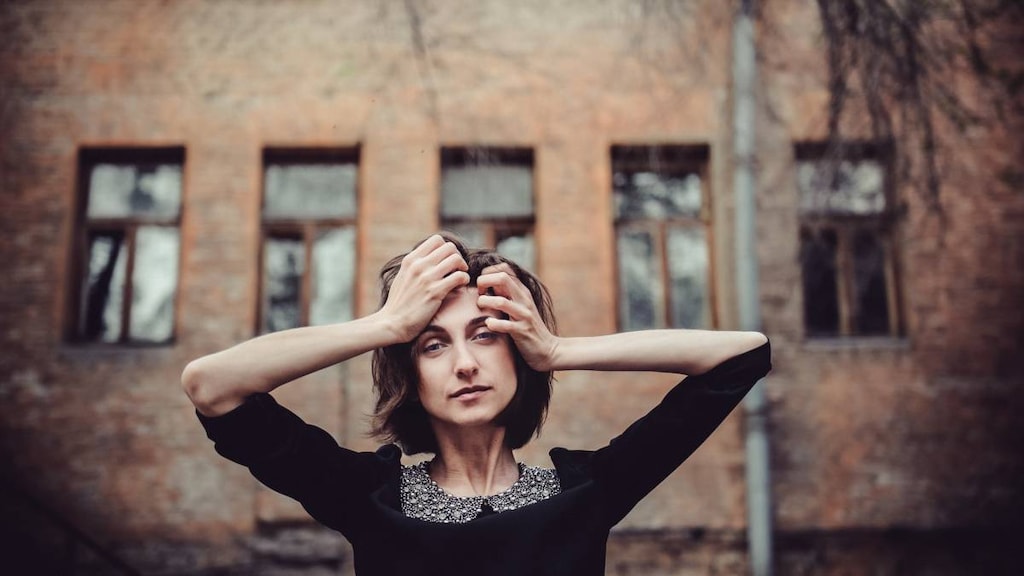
[379,235,470,342]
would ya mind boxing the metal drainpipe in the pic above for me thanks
[733,0,774,574]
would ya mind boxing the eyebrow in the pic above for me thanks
[417,316,493,339]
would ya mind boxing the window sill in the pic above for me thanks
[802,336,909,351]
[58,340,177,359]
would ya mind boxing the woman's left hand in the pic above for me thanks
[476,264,560,372]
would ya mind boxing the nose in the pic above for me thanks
[452,340,479,379]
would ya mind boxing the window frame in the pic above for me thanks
[438,146,536,260]
[67,146,186,346]
[795,141,903,340]
[257,147,361,335]
[610,144,717,332]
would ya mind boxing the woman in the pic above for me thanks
[183,233,771,575]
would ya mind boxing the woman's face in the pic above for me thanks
[413,286,518,434]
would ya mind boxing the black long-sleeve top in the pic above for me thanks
[198,340,771,575]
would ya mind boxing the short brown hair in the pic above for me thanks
[371,232,557,455]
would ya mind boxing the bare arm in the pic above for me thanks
[476,263,766,375]
[182,235,470,417]
[182,314,401,417]
[547,329,767,375]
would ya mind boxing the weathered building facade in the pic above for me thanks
[1,0,1021,574]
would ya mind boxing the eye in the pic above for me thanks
[421,340,445,354]
[472,330,498,342]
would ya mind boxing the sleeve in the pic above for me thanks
[556,339,772,526]
[196,392,396,538]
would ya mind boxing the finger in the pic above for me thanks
[477,270,530,301]
[438,270,470,293]
[405,234,446,261]
[478,266,520,298]
[421,241,462,266]
[476,270,515,294]
[436,252,469,276]
[477,294,531,320]
[405,243,460,277]
[484,316,517,334]
[476,276,510,299]
[480,262,514,276]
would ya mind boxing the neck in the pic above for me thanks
[429,424,519,497]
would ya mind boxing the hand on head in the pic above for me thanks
[381,235,470,342]
[476,263,559,372]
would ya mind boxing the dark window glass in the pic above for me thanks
[796,144,900,339]
[852,230,890,335]
[801,227,840,336]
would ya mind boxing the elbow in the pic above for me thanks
[749,331,769,348]
[181,358,221,415]
[738,331,769,359]
[692,331,768,375]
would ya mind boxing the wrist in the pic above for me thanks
[369,310,413,345]
[545,336,567,372]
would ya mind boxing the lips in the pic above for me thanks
[451,385,491,398]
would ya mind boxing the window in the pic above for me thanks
[71,147,184,344]
[612,145,713,331]
[797,143,901,338]
[440,147,535,269]
[259,148,358,333]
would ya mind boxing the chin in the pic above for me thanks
[451,413,502,429]
[439,407,506,430]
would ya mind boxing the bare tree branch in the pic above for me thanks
[815,0,1023,215]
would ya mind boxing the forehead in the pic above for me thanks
[430,287,499,326]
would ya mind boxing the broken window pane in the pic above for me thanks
[801,227,840,336]
[263,237,305,333]
[81,232,127,342]
[613,171,702,220]
[129,226,180,343]
[617,229,664,331]
[264,164,358,219]
[667,227,709,329]
[87,164,182,219]
[440,165,533,218]
[797,160,885,215]
[310,227,356,326]
[852,230,890,335]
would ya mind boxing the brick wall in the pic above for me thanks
[1,0,1021,573]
